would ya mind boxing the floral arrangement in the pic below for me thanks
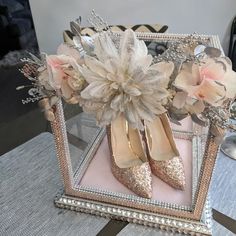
[18,15,236,140]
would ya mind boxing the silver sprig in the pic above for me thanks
[153,33,208,65]
[87,10,110,33]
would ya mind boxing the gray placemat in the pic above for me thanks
[0,132,108,236]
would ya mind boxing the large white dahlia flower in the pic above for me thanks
[80,29,174,130]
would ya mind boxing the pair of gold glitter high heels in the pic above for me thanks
[107,113,186,199]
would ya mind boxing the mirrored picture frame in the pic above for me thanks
[51,33,223,235]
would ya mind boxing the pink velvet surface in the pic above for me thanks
[79,118,193,206]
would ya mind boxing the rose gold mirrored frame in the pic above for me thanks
[51,33,222,235]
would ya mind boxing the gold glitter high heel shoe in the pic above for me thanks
[144,113,186,190]
[107,114,152,198]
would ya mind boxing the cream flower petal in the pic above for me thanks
[153,103,167,114]
[104,59,118,74]
[106,73,118,83]
[124,102,143,129]
[60,79,73,99]
[136,40,148,57]
[141,69,164,84]
[140,88,156,95]
[149,61,175,88]
[119,29,136,60]
[119,29,140,71]
[127,41,151,74]
[98,105,118,126]
[120,29,148,62]
[141,96,166,114]
[133,99,155,122]
[173,92,188,109]
[150,61,174,78]
[131,67,146,82]
[133,54,153,73]
[184,62,201,86]
[156,88,170,99]
[81,81,111,99]
[123,84,141,96]
[67,76,84,91]
[80,99,104,114]
[110,93,124,111]
[94,32,118,62]
[174,70,198,90]
[80,66,106,83]
[84,55,108,77]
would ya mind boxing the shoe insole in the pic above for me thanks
[111,115,143,168]
[146,116,176,161]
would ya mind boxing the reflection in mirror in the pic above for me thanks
[64,103,100,174]
[145,41,168,56]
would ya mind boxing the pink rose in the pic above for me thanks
[46,54,83,102]
[174,57,236,106]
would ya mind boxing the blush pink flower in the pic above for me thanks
[57,43,83,63]
[45,54,84,103]
[174,57,236,106]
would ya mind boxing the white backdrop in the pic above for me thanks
[29,0,236,54]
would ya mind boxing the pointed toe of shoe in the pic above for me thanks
[170,173,186,191]
[150,156,186,190]
[112,162,152,198]
[139,187,152,199]
[128,163,153,198]
[132,171,152,199]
